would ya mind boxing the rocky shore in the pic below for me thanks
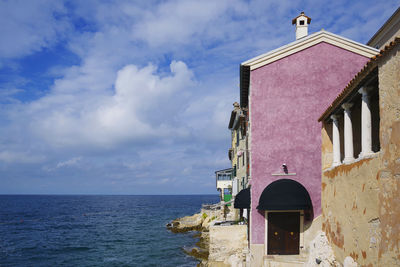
[167,209,346,267]
[166,206,223,266]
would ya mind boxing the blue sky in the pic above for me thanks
[0,0,398,194]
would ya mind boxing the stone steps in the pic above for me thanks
[265,261,305,267]
[264,260,305,267]
[263,255,307,267]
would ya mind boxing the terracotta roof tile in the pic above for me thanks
[318,37,400,122]
[291,12,312,25]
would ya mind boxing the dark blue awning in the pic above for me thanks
[257,179,312,210]
[234,188,250,209]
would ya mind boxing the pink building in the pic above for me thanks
[240,13,379,265]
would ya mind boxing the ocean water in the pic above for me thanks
[0,195,219,267]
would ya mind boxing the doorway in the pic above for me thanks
[267,212,300,255]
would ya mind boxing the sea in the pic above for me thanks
[0,194,219,267]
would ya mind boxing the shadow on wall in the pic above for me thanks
[256,178,315,232]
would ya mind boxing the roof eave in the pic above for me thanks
[367,7,400,47]
[291,16,311,25]
[242,30,379,71]
[318,64,378,122]
[240,65,250,108]
[318,37,400,122]
[215,168,233,174]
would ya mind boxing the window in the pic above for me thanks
[217,173,233,181]
[299,20,305,25]
[224,188,231,195]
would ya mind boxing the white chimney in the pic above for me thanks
[292,12,311,40]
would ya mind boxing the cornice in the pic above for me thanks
[242,31,379,71]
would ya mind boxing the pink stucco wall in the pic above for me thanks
[250,42,370,244]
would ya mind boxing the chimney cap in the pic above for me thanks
[292,12,311,25]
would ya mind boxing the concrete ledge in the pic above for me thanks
[209,224,248,263]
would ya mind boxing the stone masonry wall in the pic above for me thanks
[322,156,382,266]
[321,42,400,266]
[376,41,400,266]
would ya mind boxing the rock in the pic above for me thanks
[183,246,209,261]
[306,231,341,267]
[167,213,203,233]
[196,232,209,251]
[202,216,211,229]
[167,203,228,266]
[225,254,244,267]
[208,224,248,266]
[343,256,357,267]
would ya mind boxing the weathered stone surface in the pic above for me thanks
[321,37,400,267]
[202,216,212,229]
[208,224,248,265]
[226,254,245,267]
[306,231,340,267]
[376,41,400,267]
[166,213,203,233]
[322,156,381,265]
[343,256,357,267]
[183,246,208,261]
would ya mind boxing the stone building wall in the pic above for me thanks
[321,42,400,266]
[322,156,382,266]
[376,41,400,266]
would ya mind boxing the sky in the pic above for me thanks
[0,0,398,195]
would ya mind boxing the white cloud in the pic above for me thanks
[0,150,45,164]
[122,160,152,170]
[132,0,249,47]
[56,156,82,168]
[0,0,70,62]
[181,85,236,143]
[1,0,397,194]
[159,177,176,184]
[133,0,226,46]
[16,60,195,148]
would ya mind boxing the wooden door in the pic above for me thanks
[267,212,300,255]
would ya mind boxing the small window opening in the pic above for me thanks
[371,90,380,152]
[299,20,305,25]
[224,188,232,195]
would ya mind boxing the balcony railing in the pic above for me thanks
[217,175,232,181]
